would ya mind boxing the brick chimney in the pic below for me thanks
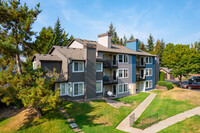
[98,32,112,48]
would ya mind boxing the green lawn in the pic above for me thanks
[0,92,149,133]
[159,115,200,133]
[133,88,200,129]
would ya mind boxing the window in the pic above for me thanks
[118,84,123,93]
[118,83,129,94]
[124,84,128,92]
[146,68,152,76]
[119,69,123,78]
[146,57,152,64]
[96,62,102,72]
[60,83,68,96]
[33,61,37,70]
[73,82,84,96]
[118,54,129,63]
[73,62,84,72]
[96,80,103,93]
[146,80,152,88]
[118,68,129,78]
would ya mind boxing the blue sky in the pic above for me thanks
[21,0,200,45]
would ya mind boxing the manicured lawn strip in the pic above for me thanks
[0,109,74,133]
[158,115,200,133]
[63,92,149,133]
[133,89,197,129]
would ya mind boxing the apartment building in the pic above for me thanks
[31,32,159,101]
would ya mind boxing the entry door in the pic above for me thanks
[140,69,144,78]
[113,70,117,80]
[141,57,144,66]
[141,81,145,92]
[113,55,117,65]
[113,85,117,95]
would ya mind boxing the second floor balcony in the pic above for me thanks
[103,75,118,85]
[136,61,145,68]
[103,60,118,68]
[136,74,145,81]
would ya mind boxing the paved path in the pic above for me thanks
[116,92,200,133]
[116,92,157,133]
[143,106,200,133]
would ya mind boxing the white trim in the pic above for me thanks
[146,68,152,76]
[118,68,129,79]
[33,61,37,70]
[118,83,129,94]
[145,80,152,89]
[146,57,152,64]
[118,54,129,64]
[60,83,68,96]
[96,80,103,93]
[73,82,84,96]
[96,62,103,72]
[72,61,84,73]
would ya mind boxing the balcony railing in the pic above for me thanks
[103,76,118,84]
[136,61,145,68]
[103,60,118,68]
[136,75,145,81]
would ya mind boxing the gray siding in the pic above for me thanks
[68,62,85,82]
[96,72,103,80]
[118,55,132,84]
[41,61,62,73]
[84,46,96,99]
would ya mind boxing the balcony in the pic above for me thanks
[103,76,118,85]
[103,60,118,68]
[136,75,145,81]
[136,61,145,68]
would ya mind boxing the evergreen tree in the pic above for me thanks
[53,18,70,46]
[194,41,200,53]
[147,34,154,52]
[138,41,147,51]
[0,0,41,74]
[18,67,60,117]
[119,38,123,46]
[108,22,119,45]
[129,34,134,40]
[123,35,127,46]
[35,27,56,54]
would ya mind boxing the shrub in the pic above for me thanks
[157,81,173,90]
[160,72,165,81]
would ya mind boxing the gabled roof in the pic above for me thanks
[31,54,61,62]
[68,38,156,56]
[160,67,172,73]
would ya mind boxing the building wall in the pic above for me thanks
[41,61,62,73]
[69,41,83,49]
[145,57,156,90]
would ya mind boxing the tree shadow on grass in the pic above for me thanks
[63,100,106,128]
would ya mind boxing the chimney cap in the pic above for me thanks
[98,32,112,38]
[126,39,139,42]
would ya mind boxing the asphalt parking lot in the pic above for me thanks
[165,80,200,92]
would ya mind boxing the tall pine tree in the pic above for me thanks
[0,0,41,74]
[129,34,134,40]
[108,22,119,45]
[147,34,154,52]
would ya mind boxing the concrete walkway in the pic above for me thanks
[143,106,200,133]
[116,92,200,133]
[116,92,157,133]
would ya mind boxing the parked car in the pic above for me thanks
[181,82,200,89]
[188,76,200,82]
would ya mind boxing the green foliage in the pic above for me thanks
[138,41,147,51]
[0,0,41,74]
[147,34,154,51]
[162,43,200,85]
[160,72,165,81]
[129,34,134,40]
[18,67,60,117]
[194,41,200,53]
[155,39,165,66]
[157,81,173,90]
[35,27,56,54]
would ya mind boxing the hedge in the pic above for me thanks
[157,81,173,90]
[160,72,165,81]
